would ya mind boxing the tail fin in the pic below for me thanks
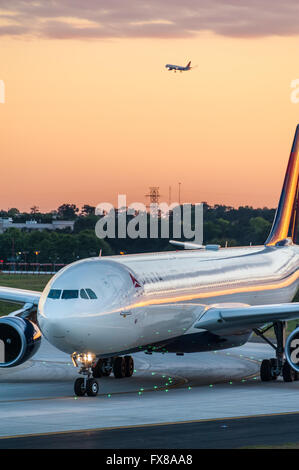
[265,125,299,245]
[186,61,191,68]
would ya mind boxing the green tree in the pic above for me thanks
[57,204,79,220]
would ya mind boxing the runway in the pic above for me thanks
[1,339,299,447]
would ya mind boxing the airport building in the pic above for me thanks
[0,218,75,233]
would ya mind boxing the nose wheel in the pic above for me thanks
[74,377,99,397]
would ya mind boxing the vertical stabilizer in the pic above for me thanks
[265,125,299,245]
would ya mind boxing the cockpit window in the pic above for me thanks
[85,288,97,299]
[48,288,97,300]
[80,289,89,299]
[61,290,79,299]
[48,289,62,299]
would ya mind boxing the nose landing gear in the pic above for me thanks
[72,352,99,397]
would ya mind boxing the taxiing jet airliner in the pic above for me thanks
[1,126,299,397]
[165,61,192,72]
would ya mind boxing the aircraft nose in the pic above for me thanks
[38,307,69,344]
[37,298,81,354]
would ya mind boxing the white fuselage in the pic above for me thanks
[37,244,299,357]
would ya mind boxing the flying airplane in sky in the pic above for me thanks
[1,126,299,397]
[165,61,192,72]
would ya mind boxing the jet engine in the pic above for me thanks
[0,316,41,368]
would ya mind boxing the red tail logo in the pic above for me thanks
[129,273,142,289]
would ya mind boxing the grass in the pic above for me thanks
[244,442,299,449]
[0,274,52,316]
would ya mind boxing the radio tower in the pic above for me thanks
[145,187,161,216]
[145,187,161,206]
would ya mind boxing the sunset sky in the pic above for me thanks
[1,1,299,212]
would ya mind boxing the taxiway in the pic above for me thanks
[1,339,299,447]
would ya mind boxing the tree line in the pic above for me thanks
[0,203,284,264]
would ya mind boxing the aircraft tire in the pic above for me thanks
[282,360,297,382]
[92,359,103,378]
[74,378,86,396]
[124,355,134,377]
[269,358,278,380]
[260,359,273,381]
[113,357,126,378]
[86,378,99,397]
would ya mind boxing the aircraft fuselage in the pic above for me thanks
[38,244,299,357]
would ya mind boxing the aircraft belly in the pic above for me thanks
[135,303,203,346]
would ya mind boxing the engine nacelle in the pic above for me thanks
[0,316,41,368]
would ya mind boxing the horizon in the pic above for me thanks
[0,199,278,215]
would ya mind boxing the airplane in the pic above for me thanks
[165,61,192,72]
[1,126,299,397]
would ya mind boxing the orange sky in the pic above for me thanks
[1,31,299,212]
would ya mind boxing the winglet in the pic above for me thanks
[265,125,299,245]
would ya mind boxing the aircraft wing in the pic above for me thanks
[0,287,41,319]
[194,302,299,332]
[0,287,41,306]
[169,240,204,249]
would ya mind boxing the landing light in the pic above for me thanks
[71,352,95,368]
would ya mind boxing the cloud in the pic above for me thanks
[1,0,299,39]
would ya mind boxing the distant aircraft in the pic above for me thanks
[165,61,192,72]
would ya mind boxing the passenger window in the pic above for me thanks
[85,288,97,299]
[48,289,62,299]
[80,289,89,299]
[61,290,79,299]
